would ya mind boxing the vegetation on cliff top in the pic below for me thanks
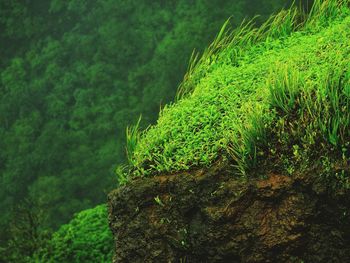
[126,0,350,180]
[2,0,350,262]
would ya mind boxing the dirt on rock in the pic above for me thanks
[108,164,350,263]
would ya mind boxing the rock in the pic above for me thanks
[108,165,350,262]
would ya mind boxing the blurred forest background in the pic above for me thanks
[0,0,311,261]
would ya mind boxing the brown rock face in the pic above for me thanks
[108,165,350,262]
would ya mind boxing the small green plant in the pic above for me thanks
[227,104,270,175]
[115,165,129,185]
[267,63,303,114]
[176,18,234,101]
[154,196,165,207]
[306,0,345,28]
[126,115,142,165]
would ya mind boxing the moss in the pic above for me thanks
[126,0,350,179]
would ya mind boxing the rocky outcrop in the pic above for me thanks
[108,164,350,262]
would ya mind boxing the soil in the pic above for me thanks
[108,163,350,263]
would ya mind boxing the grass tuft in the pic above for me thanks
[125,115,142,165]
[268,63,303,114]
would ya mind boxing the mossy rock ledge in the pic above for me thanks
[109,1,350,262]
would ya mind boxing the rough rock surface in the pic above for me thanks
[108,164,350,263]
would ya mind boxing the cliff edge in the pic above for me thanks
[109,1,350,262]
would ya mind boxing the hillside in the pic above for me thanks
[109,0,350,262]
[0,2,294,255]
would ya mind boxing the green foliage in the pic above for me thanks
[176,2,305,102]
[2,0,287,246]
[295,66,350,147]
[32,205,113,263]
[130,0,350,178]
[126,116,142,165]
[0,198,50,263]
[306,0,348,28]
[0,0,318,257]
[115,164,129,186]
[267,63,303,113]
[265,63,350,177]
[227,106,269,175]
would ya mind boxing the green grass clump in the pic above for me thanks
[125,0,350,178]
[32,205,113,263]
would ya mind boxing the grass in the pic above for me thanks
[125,115,142,165]
[176,2,305,101]
[121,0,350,180]
[267,63,303,114]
